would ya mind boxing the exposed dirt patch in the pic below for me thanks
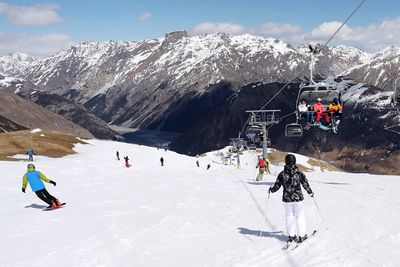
[267,150,340,173]
[0,130,87,161]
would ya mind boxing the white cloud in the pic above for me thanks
[0,33,73,57]
[305,17,400,52]
[0,2,61,26]
[138,12,152,22]
[192,22,247,35]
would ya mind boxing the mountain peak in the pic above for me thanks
[165,30,189,40]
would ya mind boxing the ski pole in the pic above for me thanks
[312,197,329,231]
[259,190,271,237]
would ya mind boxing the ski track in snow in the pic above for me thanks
[1,139,400,267]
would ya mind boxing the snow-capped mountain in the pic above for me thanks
[21,31,367,129]
[345,45,400,90]
[298,43,369,77]
[0,52,37,77]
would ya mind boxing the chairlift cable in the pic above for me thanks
[322,0,367,49]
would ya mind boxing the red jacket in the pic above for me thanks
[259,159,265,168]
[313,102,325,113]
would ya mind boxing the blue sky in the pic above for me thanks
[0,0,399,56]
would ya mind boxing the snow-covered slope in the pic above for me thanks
[345,45,400,90]
[1,139,399,266]
[0,52,37,77]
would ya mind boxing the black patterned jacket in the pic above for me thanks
[270,164,313,202]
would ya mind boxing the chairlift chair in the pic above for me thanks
[285,83,342,136]
[285,123,303,137]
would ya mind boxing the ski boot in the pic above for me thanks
[298,234,308,243]
[287,236,298,243]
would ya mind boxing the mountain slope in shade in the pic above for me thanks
[170,79,400,175]
[0,90,93,138]
[0,114,27,133]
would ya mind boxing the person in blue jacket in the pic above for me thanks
[26,149,35,161]
[22,164,61,209]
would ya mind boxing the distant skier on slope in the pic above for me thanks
[196,160,200,167]
[207,164,211,170]
[256,157,266,181]
[160,157,164,166]
[269,154,314,244]
[22,164,61,209]
[26,149,36,161]
[124,156,130,167]
[116,150,120,160]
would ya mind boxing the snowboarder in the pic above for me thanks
[116,150,120,160]
[269,154,314,244]
[26,149,35,161]
[207,164,211,170]
[256,157,266,181]
[196,160,200,167]
[22,164,61,209]
[160,157,164,166]
[124,156,130,167]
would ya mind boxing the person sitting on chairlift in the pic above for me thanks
[329,97,342,124]
[298,99,313,124]
[313,98,330,125]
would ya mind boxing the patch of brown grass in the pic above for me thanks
[0,130,87,161]
[267,150,340,173]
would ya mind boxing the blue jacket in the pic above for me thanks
[27,150,34,156]
[22,171,50,192]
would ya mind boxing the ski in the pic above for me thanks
[43,202,66,211]
[289,230,317,251]
[282,230,317,251]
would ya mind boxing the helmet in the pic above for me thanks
[316,97,322,102]
[285,154,296,165]
[27,163,35,169]
[333,97,339,103]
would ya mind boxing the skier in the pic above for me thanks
[269,154,314,244]
[196,160,200,167]
[124,156,130,167]
[256,157,266,181]
[116,150,120,160]
[207,164,211,170]
[22,164,61,209]
[160,157,164,166]
[26,149,35,161]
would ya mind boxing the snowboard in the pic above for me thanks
[43,203,66,211]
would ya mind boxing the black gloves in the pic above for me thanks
[22,188,25,193]
[310,192,314,198]
[49,180,56,186]
[268,187,272,193]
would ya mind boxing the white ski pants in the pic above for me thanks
[284,201,306,237]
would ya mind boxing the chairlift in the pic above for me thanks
[285,83,342,137]
[285,123,303,137]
